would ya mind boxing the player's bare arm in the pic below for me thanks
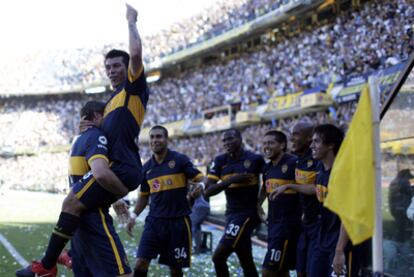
[127,194,149,236]
[90,158,129,197]
[269,183,316,200]
[332,223,350,276]
[204,173,251,197]
[126,3,143,77]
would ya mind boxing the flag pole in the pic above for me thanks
[368,76,383,275]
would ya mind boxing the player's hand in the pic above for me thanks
[79,116,96,133]
[126,3,138,23]
[332,249,346,276]
[190,183,204,198]
[126,215,136,237]
[269,185,289,200]
[227,173,251,185]
[112,200,130,225]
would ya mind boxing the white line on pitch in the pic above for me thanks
[0,233,29,267]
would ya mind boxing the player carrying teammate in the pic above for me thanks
[16,3,147,277]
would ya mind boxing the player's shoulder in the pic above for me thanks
[244,150,264,162]
[83,127,107,143]
[284,153,298,165]
[214,152,228,164]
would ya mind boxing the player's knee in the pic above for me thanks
[61,192,86,215]
[134,258,150,272]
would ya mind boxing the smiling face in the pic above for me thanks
[291,123,312,154]
[105,56,127,89]
[310,133,330,161]
[149,128,168,155]
[262,135,285,160]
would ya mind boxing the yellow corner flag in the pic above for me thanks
[324,84,375,244]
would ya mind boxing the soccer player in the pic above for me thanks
[16,3,147,277]
[68,101,132,276]
[127,125,204,277]
[259,130,301,277]
[205,128,265,277]
[269,121,320,276]
[308,124,345,277]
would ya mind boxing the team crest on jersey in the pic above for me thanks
[168,160,176,169]
[244,160,251,169]
[282,164,288,173]
[152,179,161,191]
[166,179,173,186]
[307,160,313,168]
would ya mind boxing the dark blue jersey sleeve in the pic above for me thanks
[84,129,109,167]
[180,154,203,181]
[207,156,223,181]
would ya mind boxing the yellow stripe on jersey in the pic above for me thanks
[222,173,258,188]
[128,65,144,83]
[148,173,187,193]
[265,178,296,194]
[69,156,89,176]
[104,90,127,117]
[75,177,96,199]
[127,95,146,127]
[87,154,109,167]
[315,184,328,203]
[207,174,219,181]
[295,168,316,185]
[191,173,204,182]
[99,208,125,275]
[140,192,150,197]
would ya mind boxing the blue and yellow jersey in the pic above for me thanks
[295,149,321,226]
[207,150,265,215]
[315,165,340,252]
[263,153,301,225]
[140,149,203,218]
[102,65,149,167]
[68,127,109,186]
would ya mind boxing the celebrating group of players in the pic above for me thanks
[15,4,368,277]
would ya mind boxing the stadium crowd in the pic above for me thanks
[0,0,412,193]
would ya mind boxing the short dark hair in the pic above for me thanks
[105,49,130,68]
[314,124,344,155]
[150,125,168,138]
[80,101,106,120]
[264,130,287,152]
[223,128,242,139]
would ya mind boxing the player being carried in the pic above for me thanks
[16,3,148,277]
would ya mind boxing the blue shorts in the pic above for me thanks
[263,223,299,272]
[70,208,131,277]
[72,163,141,208]
[296,222,319,273]
[218,212,260,251]
[137,216,192,268]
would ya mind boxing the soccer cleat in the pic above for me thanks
[15,260,57,277]
[57,249,72,270]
